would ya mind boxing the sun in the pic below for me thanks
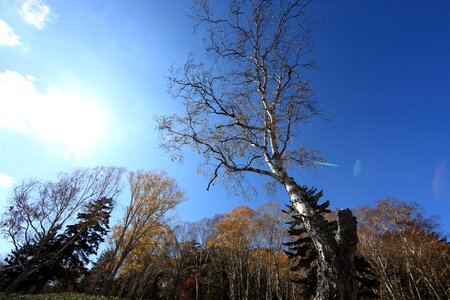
[37,87,107,155]
[0,70,107,156]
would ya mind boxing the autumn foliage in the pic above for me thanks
[356,198,450,299]
[1,169,449,299]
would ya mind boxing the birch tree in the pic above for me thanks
[157,0,358,298]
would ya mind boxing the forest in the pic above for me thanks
[1,0,449,299]
[0,167,448,299]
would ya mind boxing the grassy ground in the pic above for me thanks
[0,293,119,300]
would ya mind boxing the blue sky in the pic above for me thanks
[0,0,449,255]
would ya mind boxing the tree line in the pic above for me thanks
[1,167,448,299]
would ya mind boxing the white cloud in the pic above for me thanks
[0,19,21,47]
[0,172,14,189]
[20,0,51,30]
[0,70,106,156]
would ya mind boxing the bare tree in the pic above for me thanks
[0,166,125,293]
[356,199,450,300]
[157,0,358,299]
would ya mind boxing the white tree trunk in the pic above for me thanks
[281,173,358,300]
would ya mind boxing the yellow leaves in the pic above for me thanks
[214,128,224,139]
[209,206,258,251]
[208,203,288,253]
[119,232,165,275]
[108,171,184,275]
[129,171,184,219]
[355,198,450,299]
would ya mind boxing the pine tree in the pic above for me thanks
[0,229,63,293]
[284,186,335,298]
[0,197,113,293]
[284,186,379,299]
[55,197,114,288]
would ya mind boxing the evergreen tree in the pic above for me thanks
[0,197,113,293]
[284,186,335,298]
[55,197,114,288]
[284,186,379,299]
[0,229,63,293]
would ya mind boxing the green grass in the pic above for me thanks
[0,293,119,300]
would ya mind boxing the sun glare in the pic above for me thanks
[35,88,106,154]
[0,70,106,156]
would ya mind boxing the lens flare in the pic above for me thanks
[432,161,446,200]
[354,159,362,177]
[315,161,339,167]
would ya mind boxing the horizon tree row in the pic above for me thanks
[1,167,448,299]
[0,167,184,295]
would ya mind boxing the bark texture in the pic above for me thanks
[315,209,358,300]
[288,177,358,300]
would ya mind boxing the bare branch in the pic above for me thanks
[158,0,321,193]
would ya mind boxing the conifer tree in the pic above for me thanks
[0,197,113,293]
[284,186,379,299]
[55,197,114,288]
[284,186,335,298]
